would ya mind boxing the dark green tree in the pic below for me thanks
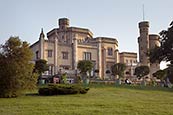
[150,21,173,63]
[0,37,36,98]
[34,59,49,75]
[77,60,93,79]
[153,69,167,81]
[111,63,126,79]
[134,66,150,79]
[149,21,173,83]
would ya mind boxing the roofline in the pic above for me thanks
[30,40,39,48]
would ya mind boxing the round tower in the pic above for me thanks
[149,34,160,49]
[58,18,69,29]
[138,21,150,66]
[149,34,160,75]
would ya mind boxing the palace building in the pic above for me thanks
[30,18,138,79]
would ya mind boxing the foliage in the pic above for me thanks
[149,21,173,63]
[77,60,93,78]
[111,63,126,78]
[34,59,49,75]
[0,37,36,98]
[134,66,150,79]
[38,84,89,95]
[167,63,173,83]
[61,73,67,84]
[153,69,167,81]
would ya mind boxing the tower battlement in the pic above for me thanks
[139,21,149,28]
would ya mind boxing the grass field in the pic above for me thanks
[0,84,173,115]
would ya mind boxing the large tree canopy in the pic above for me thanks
[150,21,173,63]
[0,37,36,98]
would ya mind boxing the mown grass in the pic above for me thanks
[0,84,173,115]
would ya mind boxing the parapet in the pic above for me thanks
[139,21,149,28]
[59,18,70,29]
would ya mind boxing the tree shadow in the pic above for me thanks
[25,93,39,96]
[115,84,173,93]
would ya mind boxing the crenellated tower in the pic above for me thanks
[138,21,150,67]
[138,21,160,78]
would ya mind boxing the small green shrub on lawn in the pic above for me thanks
[38,84,89,96]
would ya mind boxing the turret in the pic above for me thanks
[39,28,45,40]
[58,18,69,30]
[149,34,160,75]
[138,21,150,66]
[39,28,45,59]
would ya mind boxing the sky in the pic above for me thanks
[0,0,172,68]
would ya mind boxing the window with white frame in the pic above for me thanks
[83,52,92,60]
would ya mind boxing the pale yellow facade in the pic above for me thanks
[30,18,137,79]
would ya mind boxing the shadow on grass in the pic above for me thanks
[25,93,39,96]
[115,84,173,92]
[90,83,173,93]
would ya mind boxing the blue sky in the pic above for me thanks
[0,0,172,54]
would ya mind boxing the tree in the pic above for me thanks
[166,62,173,83]
[149,21,173,83]
[111,63,126,81]
[77,60,93,79]
[34,59,49,75]
[150,21,173,63]
[153,70,167,81]
[0,37,36,98]
[134,66,150,79]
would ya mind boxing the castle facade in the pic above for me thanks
[30,18,138,79]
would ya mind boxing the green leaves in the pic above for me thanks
[150,21,173,63]
[111,63,126,78]
[0,37,36,98]
[34,59,49,75]
[152,70,167,80]
[134,66,149,79]
[77,60,93,74]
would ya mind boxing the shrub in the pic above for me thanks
[38,84,89,96]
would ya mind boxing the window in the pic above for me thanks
[36,51,39,59]
[48,50,53,57]
[62,52,68,59]
[83,52,91,60]
[108,47,113,56]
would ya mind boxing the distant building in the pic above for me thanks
[30,18,137,79]
[138,21,160,78]
[119,52,137,78]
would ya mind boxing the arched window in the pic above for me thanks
[108,47,113,56]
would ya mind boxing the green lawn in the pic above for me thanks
[0,84,173,115]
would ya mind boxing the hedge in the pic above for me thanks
[38,84,89,96]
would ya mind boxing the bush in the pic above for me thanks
[38,84,89,96]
